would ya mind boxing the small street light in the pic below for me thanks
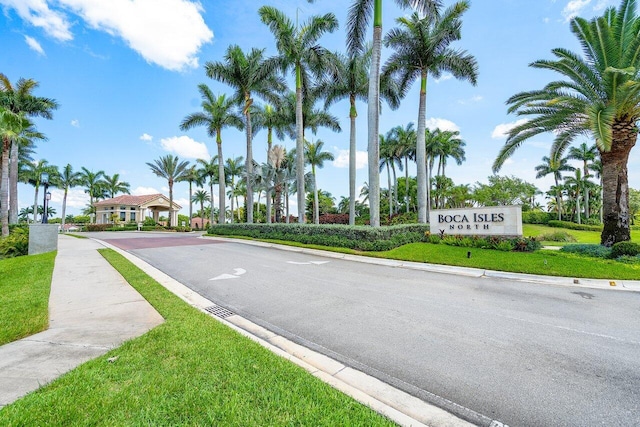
[41,172,50,224]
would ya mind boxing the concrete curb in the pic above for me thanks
[203,236,640,293]
[94,238,476,427]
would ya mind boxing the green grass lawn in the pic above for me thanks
[0,249,394,426]
[371,243,640,279]
[0,251,55,346]
[522,223,640,244]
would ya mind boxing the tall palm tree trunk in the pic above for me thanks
[416,74,428,223]
[296,66,306,224]
[245,109,254,224]
[216,138,226,224]
[61,190,68,230]
[313,166,319,224]
[405,156,409,214]
[230,181,235,224]
[392,164,398,214]
[32,184,39,224]
[188,182,193,225]
[9,140,18,224]
[386,163,392,218]
[368,1,382,227]
[1,139,9,236]
[209,182,215,225]
[600,122,636,246]
[349,97,357,226]
[583,161,590,220]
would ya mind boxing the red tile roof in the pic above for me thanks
[94,194,165,206]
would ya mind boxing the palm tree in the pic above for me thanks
[0,109,30,235]
[564,169,590,224]
[103,173,130,198]
[382,3,478,223]
[205,45,284,224]
[379,130,402,217]
[181,87,243,225]
[319,46,391,225]
[192,189,210,229]
[535,155,575,220]
[389,123,416,214]
[0,74,58,225]
[78,167,106,221]
[179,165,203,224]
[567,142,598,219]
[259,6,338,223]
[197,157,219,225]
[22,159,57,224]
[304,139,335,224]
[224,156,244,223]
[494,1,640,245]
[347,0,441,226]
[435,130,465,178]
[55,164,82,230]
[146,155,189,227]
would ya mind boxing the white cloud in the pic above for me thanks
[132,186,160,195]
[49,188,88,208]
[457,95,483,105]
[58,0,214,71]
[434,73,453,84]
[160,135,210,159]
[0,0,72,41]
[543,17,550,23]
[491,119,528,139]
[1,0,213,71]
[24,35,45,55]
[332,148,368,169]
[425,118,460,132]
[70,119,80,127]
[562,0,591,22]
[139,133,153,141]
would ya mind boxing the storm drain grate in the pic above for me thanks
[204,305,235,319]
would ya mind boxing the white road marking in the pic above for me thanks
[287,261,331,265]
[209,267,247,281]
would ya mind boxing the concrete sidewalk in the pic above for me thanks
[0,235,164,408]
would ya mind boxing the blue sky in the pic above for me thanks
[2,0,636,217]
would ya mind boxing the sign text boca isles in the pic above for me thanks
[429,206,522,236]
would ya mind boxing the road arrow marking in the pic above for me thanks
[209,267,247,281]
[310,261,329,265]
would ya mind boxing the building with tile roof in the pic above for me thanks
[93,194,182,226]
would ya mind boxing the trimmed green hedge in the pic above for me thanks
[207,223,430,251]
[548,220,603,231]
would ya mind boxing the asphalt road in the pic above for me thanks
[96,232,640,426]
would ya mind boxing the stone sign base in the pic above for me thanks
[28,224,59,255]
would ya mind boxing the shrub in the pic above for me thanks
[512,237,541,252]
[86,224,110,232]
[494,240,514,251]
[548,220,603,231]
[560,244,611,258]
[0,227,29,259]
[318,213,349,224]
[537,231,577,243]
[610,241,640,259]
[143,217,157,226]
[522,211,551,224]
[428,234,442,244]
[207,223,429,251]
[615,255,640,264]
[389,212,418,225]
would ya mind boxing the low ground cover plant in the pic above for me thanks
[427,233,541,252]
[0,226,29,259]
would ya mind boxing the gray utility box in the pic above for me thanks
[28,224,59,255]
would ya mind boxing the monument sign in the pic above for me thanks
[429,205,522,236]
